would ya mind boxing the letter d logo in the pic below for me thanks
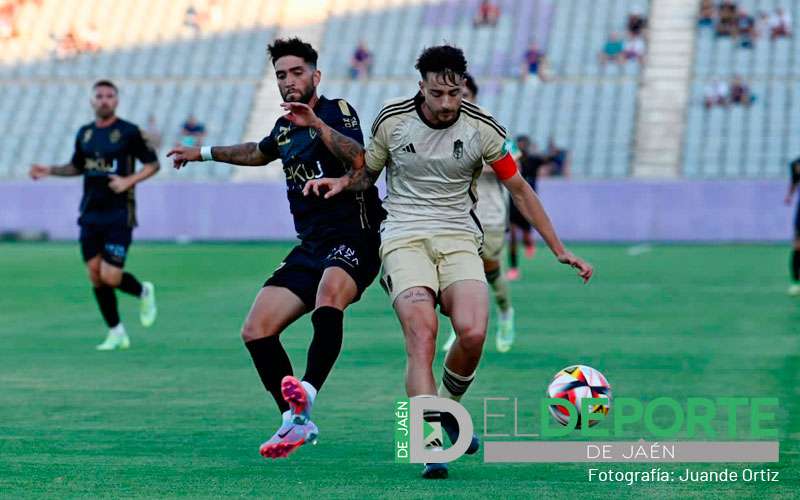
[409,397,474,463]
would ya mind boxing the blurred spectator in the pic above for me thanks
[474,0,499,27]
[600,32,625,64]
[80,24,101,52]
[0,1,19,40]
[184,4,209,34]
[626,8,647,38]
[623,35,646,63]
[736,9,756,48]
[178,115,206,147]
[729,75,754,106]
[143,114,163,152]
[544,137,570,177]
[704,79,729,109]
[716,0,738,37]
[53,25,101,59]
[522,42,547,81]
[349,41,373,80]
[769,7,792,40]
[698,0,715,27]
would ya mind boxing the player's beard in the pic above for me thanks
[283,85,315,104]
[95,106,115,120]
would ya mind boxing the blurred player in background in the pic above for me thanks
[29,80,159,351]
[506,135,548,280]
[168,38,385,459]
[786,156,800,295]
[442,72,515,354]
[305,45,593,479]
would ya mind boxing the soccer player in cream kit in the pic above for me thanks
[306,45,593,479]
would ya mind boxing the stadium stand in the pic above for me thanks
[9,0,795,180]
[0,0,280,179]
[683,0,799,178]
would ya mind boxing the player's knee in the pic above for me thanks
[794,238,800,250]
[453,322,486,352]
[241,318,279,342]
[100,268,121,287]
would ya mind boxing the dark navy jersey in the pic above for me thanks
[792,157,800,185]
[258,95,385,242]
[71,118,157,227]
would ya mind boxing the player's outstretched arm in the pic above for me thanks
[29,163,81,179]
[502,172,594,283]
[167,143,272,169]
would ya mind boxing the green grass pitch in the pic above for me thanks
[0,242,798,498]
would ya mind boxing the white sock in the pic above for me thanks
[110,324,126,337]
[140,286,148,299]
[301,380,317,406]
[497,307,514,321]
[281,410,292,423]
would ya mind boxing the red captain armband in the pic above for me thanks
[490,153,518,181]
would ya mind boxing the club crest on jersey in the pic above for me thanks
[109,129,121,144]
[309,128,317,140]
[453,139,464,160]
[82,129,93,143]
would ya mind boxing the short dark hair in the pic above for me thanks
[463,72,479,97]
[415,45,468,84]
[93,80,118,94]
[268,37,318,67]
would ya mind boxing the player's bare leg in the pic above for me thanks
[394,287,448,478]
[441,257,514,353]
[438,279,488,457]
[441,279,489,393]
[790,237,800,296]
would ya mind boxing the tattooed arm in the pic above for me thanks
[29,163,82,179]
[167,142,275,168]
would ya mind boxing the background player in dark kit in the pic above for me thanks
[786,157,800,296]
[168,38,385,459]
[29,80,159,351]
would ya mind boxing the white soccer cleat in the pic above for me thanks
[96,326,130,351]
[140,281,157,327]
[789,284,800,296]
[441,329,457,352]
[496,308,515,353]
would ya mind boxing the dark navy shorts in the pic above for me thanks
[79,221,133,268]
[794,201,800,238]
[264,234,381,310]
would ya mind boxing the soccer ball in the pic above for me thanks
[547,365,612,428]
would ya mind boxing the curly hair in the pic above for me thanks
[415,45,468,84]
[267,37,318,67]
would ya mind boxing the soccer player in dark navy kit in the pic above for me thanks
[30,80,160,350]
[168,38,385,459]
[786,157,800,296]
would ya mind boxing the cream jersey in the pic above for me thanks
[365,93,507,241]
[475,167,509,231]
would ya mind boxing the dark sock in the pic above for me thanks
[302,306,344,391]
[245,336,293,413]
[792,249,800,282]
[118,272,143,297]
[509,245,518,269]
[93,286,120,328]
